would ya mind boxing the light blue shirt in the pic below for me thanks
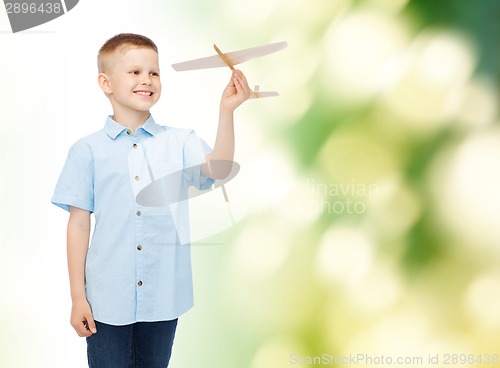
[51,115,215,325]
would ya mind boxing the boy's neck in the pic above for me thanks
[112,110,151,133]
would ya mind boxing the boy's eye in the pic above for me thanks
[150,72,159,77]
[130,71,139,75]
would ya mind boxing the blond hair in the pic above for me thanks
[97,33,158,73]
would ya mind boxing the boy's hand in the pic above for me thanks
[70,297,97,337]
[220,69,252,112]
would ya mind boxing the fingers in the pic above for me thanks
[232,69,251,99]
[72,316,92,337]
[234,69,249,87]
[71,303,97,337]
[225,73,236,88]
[220,69,252,111]
[86,313,97,334]
[233,69,249,91]
[233,75,243,95]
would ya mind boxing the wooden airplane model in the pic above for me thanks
[171,41,288,98]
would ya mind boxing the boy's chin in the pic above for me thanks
[132,102,158,111]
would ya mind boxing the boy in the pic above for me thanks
[51,33,251,367]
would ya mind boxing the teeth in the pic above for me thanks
[135,91,152,96]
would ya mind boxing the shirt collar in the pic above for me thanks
[104,115,161,139]
[140,115,161,136]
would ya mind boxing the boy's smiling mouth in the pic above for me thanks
[134,90,154,97]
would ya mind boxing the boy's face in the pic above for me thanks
[103,47,161,114]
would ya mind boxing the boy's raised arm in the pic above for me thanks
[67,206,97,337]
[203,69,251,179]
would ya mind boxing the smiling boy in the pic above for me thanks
[51,33,251,368]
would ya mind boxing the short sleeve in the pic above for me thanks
[182,130,215,190]
[51,142,94,213]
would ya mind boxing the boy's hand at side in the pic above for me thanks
[220,69,252,112]
[71,297,97,337]
[67,206,96,337]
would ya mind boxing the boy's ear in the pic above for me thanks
[97,73,112,95]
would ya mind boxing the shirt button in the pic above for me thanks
[137,245,142,250]
[138,281,143,286]
[136,210,141,216]
[135,176,140,181]
[133,144,138,149]
[127,129,132,135]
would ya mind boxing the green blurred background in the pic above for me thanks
[1,0,499,367]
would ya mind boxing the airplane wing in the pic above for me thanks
[223,41,288,65]
[171,54,227,71]
[249,85,279,99]
[172,41,288,71]
[250,91,280,99]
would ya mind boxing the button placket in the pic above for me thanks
[131,131,146,318]
[132,137,142,187]
[135,205,144,313]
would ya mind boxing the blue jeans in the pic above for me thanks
[86,319,178,368]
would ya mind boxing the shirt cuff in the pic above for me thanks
[51,193,94,213]
[194,164,215,191]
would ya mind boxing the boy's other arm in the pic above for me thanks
[203,69,251,179]
[67,206,97,337]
